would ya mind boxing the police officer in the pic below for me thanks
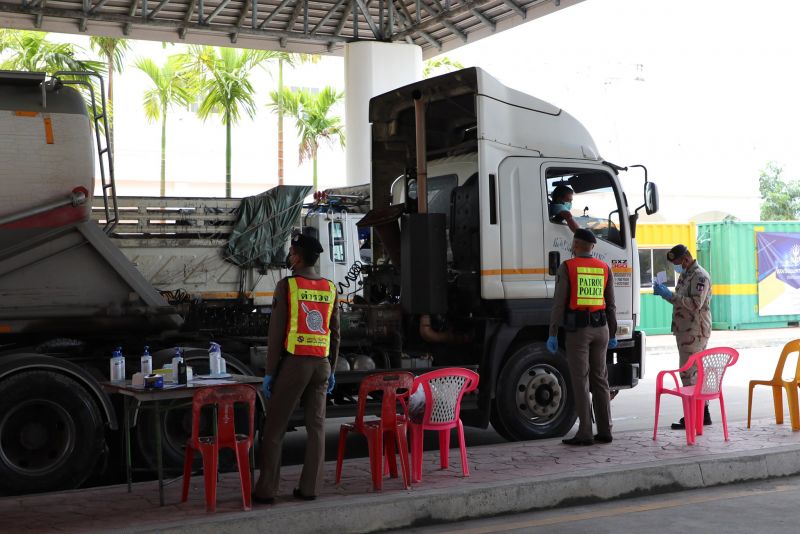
[254,233,340,503]
[547,229,618,445]
[653,244,712,429]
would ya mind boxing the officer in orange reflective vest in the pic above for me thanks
[547,229,618,446]
[254,233,340,503]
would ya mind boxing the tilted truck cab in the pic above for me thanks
[362,66,656,440]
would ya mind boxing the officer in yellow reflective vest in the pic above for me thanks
[547,229,618,446]
[254,234,340,503]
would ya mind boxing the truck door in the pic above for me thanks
[497,157,547,298]
[540,162,635,339]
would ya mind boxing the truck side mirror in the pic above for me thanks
[644,182,659,215]
[548,251,561,276]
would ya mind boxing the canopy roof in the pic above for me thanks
[0,0,582,56]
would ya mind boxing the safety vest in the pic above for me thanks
[566,257,609,312]
[285,276,337,357]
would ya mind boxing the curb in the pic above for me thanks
[143,444,800,534]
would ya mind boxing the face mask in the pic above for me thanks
[674,264,683,274]
[563,201,572,210]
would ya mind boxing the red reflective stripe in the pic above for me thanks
[566,257,609,312]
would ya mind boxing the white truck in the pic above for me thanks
[0,66,657,496]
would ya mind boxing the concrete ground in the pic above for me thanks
[3,328,800,534]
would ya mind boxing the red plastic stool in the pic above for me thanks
[180,384,256,512]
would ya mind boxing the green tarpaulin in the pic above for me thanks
[225,185,312,270]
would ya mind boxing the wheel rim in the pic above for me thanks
[515,363,567,426]
[0,399,76,476]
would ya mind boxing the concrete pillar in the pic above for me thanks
[344,41,422,186]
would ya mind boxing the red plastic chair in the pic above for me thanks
[335,371,414,490]
[653,347,739,445]
[180,385,256,512]
[409,368,479,482]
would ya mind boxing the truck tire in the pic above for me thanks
[0,370,105,495]
[491,343,577,441]
[135,353,254,473]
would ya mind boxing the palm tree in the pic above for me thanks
[135,56,193,196]
[423,56,464,78]
[181,45,273,198]
[269,86,345,192]
[0,30,105,74]
[90,36,130,152]
[268,53,319,186]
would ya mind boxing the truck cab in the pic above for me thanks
[364,67,657,440]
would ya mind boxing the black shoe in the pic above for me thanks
[252,494,275,505]
[562,436,594,446]
[594,434,613,444]
[671,411,713,430]
[293,488,316,501]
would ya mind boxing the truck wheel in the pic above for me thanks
[135,353,253,472]
[491,343,576,441]
[0,371,105,495]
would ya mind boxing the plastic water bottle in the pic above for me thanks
[141,345,153,375]
[209,342,222,376]
[110,347,126,383]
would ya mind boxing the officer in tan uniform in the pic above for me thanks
[653,243,712,429]
[547,229,618,446]
[254,234,340,503]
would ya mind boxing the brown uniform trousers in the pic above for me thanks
[254,356,331,498]
[566,324,612,440]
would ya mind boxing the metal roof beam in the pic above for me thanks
[229,0,252,42]
[442,20,465,41]
[392,0,493,40]
[333,0,353,36]
[391,0,439,49]
[147,0,171,19]
[470,6,494,32]
[123,0,138,36]
[311,0,347,35]
[259,0,292,29]
[204,0,231,24]
[501,0,526,19]
[179,0,196,37]
[353,0,381,39]
[285,0,303,32]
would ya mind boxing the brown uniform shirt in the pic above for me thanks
[666,260,712,338]
[549,253,617,338]
[265,265,341,376]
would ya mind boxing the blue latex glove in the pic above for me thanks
[546,336,558,354]
[327,374,336,394]
[262,375,273,400]
[608,337,619,349]
[653,283,673,299]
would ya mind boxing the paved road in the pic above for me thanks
[282,333,800,464]
[398,475,800,533]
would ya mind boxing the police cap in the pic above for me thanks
[573,228,597,244]
[291,233,324,254]
[667,244,689,262]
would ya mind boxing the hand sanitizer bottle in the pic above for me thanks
[209,342,222,376]
[141,345,153,375]
[110,347,126,383]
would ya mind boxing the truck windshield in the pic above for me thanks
[546,168,625,247]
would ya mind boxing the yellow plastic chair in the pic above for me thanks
[747,339,800,431]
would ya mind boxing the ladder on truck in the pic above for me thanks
[53,71,118,234]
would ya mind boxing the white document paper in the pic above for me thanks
[655,271,667,285]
